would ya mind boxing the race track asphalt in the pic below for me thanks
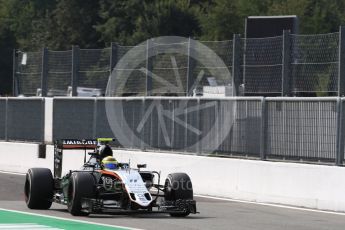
[0,171,344,230]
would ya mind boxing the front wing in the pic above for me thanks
[81,198,197,215]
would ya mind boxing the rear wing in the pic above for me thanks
[53,138,115,178]
[55,139,98,150]
[54,139,97,178]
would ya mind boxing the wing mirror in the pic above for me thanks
[137,164,147,169]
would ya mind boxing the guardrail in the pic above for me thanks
[1,97,344,165]
[0,97,44,142]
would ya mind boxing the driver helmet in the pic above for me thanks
[98,144,113,159]
[102,156,118,170]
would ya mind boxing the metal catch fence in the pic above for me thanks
[13,27,345,97]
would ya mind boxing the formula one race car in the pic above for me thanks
[24,138,197,217]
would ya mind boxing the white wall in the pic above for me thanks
[0,142,54,173]
[0,143,93,177]
[1,142,345,212]
[114,150,345,212]
[44,98,53,143]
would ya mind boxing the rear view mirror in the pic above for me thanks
[137,164,147,169]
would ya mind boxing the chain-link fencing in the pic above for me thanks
[112,44,147,96]
[47,50,72,95]
[194,40,233,96]
[14,29,345,97]
[15,51,42,96]
[78,48,111,92]
[290,33,339,96]
[243,36,283,95]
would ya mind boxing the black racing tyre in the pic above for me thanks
[164,173,193,217]
[67,172,95,216]
[24,168,54,209]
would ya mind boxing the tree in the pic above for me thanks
[1,0,55,50]
[0,0,17,95]
[49,0,102,49]
[96,0,200,46]
[268,0,345,34]
[133,0,201,41]
[302,0,345,33]
[199,0,272,40]
[0,27,16,95]
[95,0,143,46]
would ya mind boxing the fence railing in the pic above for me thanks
[1,97,345,165]
[13,27,345,97]
[0,98,45,142]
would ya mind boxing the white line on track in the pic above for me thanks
[0,171,26,176]
[0,208,143,230]
[1,171,345,217]
[0,223,63,229]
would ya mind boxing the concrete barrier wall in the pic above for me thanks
[1,142,345,212]
[0,142,54,173]
[44,98,53,143]
[114,150,345,212]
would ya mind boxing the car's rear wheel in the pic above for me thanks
[67,172,95,216]
[164,173,193,217]
[24,168,53,209]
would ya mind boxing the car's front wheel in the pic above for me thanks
[67,172,95,216]
[164,173,193,217]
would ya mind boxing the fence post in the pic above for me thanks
[232,34,241,96]
[338,26,345,96]
[110,42,118,73]
[41,47,49,97]
[260,97,267,160]
[197,98,201,154]
[337,27,345,165]
[71,45,80,97]
[336,98,344,165]
[140,98,146,151]
[4,98,8,141]
[186,37,195,96]
[92,98,97,139]
[12,49,18,96]
[146,39,153,96]
[282,30,291,96]
[41,98,45,142]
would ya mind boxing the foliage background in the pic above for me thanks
[1,0,345,95]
